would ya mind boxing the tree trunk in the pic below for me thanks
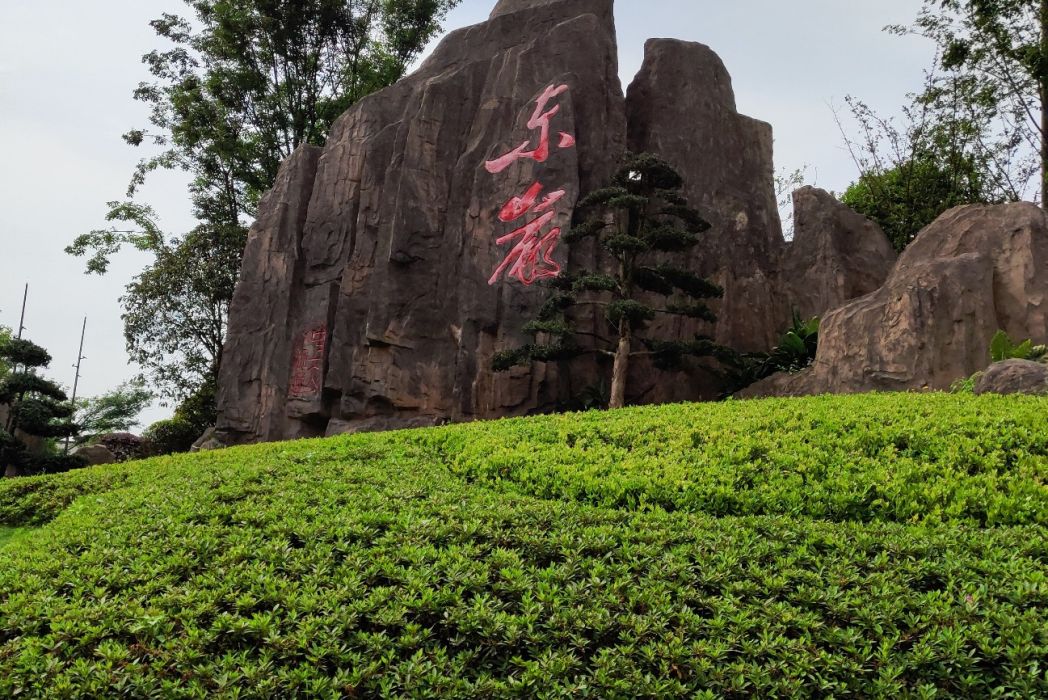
[609,322,631,409]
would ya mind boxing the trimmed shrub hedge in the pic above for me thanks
[424,393,1048,526]
[0,394,1046,697]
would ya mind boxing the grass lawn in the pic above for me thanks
[0,393,1046,697]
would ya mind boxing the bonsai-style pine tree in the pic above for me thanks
[494,152,723,409]
[0,337,79,477]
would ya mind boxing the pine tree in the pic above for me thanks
[0,337,80,477]
[494,153,723,409]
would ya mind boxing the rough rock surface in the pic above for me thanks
[217,1,899,442]
[218,0,625,443]
[975,360,1048,396]
[190,427,226,453]
[72,444,116,466]
[95,433,145,462]
[626,38,783,354]
[745,203,1048,396]
[780,186,897,320]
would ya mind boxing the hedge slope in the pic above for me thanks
[0,394,1046,698]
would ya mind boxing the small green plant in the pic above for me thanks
[989,330,1047,363]
[722,313,819,392]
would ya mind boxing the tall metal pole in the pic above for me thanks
[64,317,87,454]
[16,283,27,339]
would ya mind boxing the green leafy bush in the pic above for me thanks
[0,394,1046,696]
[990,330,1047,363]
[142,418,200,456]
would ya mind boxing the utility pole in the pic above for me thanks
[16,283,27,339]
[64,317,87,454]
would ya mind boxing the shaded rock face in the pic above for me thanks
[780,186,897,320]
[219,0,625,442]
[72,444,116,466]
[217,2,894,442]
[747,203,1048,397]
[626,39,783,354]
[975,360,1048,396]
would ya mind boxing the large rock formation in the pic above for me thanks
[216,0,896,443]
[746,203,1048,396]
[780,186,897,320]
[219,0,626,442]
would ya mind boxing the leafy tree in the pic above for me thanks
[124,0,462,222]
[67,0,460,411]
[841,152,993,251]
[888,0,1047,206]
[68,208,244,402]
[0,337,81,477]
[0,326,11,382]
[74,381,154,445]
[494,153,723,410]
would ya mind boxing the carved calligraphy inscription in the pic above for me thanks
[288,326,328,400]
[485,83,575,286]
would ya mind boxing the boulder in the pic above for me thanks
[626,38,783,354]
[217,0,626,443]
[974,360,1048,396]
[216,1,901,442]
[745,203,1048,396]
[779,186,896,320]
[95,432,145,462]
[72,444,116,466]
[190,427,226,453]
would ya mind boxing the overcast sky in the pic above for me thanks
[0,0,932,427]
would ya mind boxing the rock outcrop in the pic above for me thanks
[975,360,1048,396]
[218,0,626,442]
[71,444,116,466]
[216,0,901,443]
[746,203,1048,396]
[780,186,897,320]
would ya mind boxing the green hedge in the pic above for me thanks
[0,394,1046,697]
[423,393,1048,527]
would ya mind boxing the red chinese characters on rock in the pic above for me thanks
[287,326,328,400]
[485,83,576,286]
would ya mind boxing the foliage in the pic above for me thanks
[124,0,461,222]
[74,381,153,445]
[834,75,1011,252]
[840,150,996,251]
[124,223,245,400]
[950,371,984,393]
[0,326,11,382]
[721,314,820,393]
[0,337,81,477]
[142,417,200,457]
[495,153,723,408]
[0,394,1047,695]
[887,0,1047,206]
[989,329,1048,363]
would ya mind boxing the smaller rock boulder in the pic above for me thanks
[72,444,116,466]
[974,360,1048,396]
[191,427,225,453]
[95,433,145,462]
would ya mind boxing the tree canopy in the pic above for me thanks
[67,0,461,406]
